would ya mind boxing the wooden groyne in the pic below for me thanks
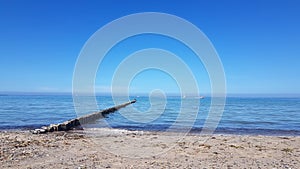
[31,99,136,134]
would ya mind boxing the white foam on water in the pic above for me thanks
[83,127,144,137]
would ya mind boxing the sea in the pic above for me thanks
[0,94,299,136]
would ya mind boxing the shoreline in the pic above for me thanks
[1,129,299,168]
[1,126,300,137]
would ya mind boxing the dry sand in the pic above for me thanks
[1,129,299,168]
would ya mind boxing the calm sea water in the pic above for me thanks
[0,95,299,135]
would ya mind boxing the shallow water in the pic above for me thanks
[0,95,299,135]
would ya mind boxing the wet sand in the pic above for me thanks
[1,129,299,168]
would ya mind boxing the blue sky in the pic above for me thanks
[0,0,299,96]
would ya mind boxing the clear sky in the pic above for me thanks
[0,0,299,96]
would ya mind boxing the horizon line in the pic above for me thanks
[1,91,300,98]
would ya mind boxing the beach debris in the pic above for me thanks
[30,99,136,134]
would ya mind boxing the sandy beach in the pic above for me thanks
[1,129,299,169]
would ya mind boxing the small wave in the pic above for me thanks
[83,127,144,137]
[0,124,46,130]
[190,127,300,136]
